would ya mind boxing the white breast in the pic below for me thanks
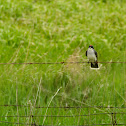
[87,48,97,61]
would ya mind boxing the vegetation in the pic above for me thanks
[0,0,126,125]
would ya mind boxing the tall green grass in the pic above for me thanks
[0,0,126,125]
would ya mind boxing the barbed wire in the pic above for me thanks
[0,121,126,126]
[0,61,126,65]
[0,112,126,118]
[0,61,125,125]
[0,104,126,108]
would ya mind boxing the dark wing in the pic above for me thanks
[86,51,87,56]
[94,50,98,59]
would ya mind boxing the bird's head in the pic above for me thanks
[89,45,94,49]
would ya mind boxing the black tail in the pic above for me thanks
[91,62,98,68]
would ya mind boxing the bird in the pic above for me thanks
[86,45,98,68]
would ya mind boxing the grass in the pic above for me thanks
[0,0,126,125]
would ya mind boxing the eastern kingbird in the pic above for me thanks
[86,45,98,68]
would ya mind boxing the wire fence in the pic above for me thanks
[0,105,126,125]
[0,61,126,125]
[0,110,126,125]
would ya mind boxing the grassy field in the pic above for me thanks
[0,0,126,125]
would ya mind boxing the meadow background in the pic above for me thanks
[0,0,126,125]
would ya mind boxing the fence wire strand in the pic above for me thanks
[0,104,126,109]
[0,112,126,118]
[0,121,126,126]
[0,61,126,65]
